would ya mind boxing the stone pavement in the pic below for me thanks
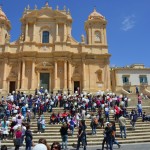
[3,143,150,150]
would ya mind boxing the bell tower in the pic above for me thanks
[0,6,11,45]
[85,8,107,46]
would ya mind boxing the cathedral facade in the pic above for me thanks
[0,3,111,94]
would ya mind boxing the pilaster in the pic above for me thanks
[63,60,67,92]
[2,58,8,93]
[21,59,25,89]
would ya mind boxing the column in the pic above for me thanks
[21,59,25,89]
[31,60,35,89]
[17,61,21,89]
[104,28,107,45]
[37,72,40,89]
[25,23,28,41]
[64,23,67,42]
[32,23,35,42]
[91,27,92,45]
[68,61,72,93]
[63,60,67,90]
[82,60,86,91]
[101,28,104,44]
[54,61,58,90]
[2,58,8,91]
[56,23,58,41]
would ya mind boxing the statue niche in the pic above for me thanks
[96,69,103,83]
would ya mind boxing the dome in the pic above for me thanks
[88,8,105,20]
[0,6,7,20]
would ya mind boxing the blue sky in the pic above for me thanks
[1,0,150,67]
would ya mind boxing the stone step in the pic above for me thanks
[30,126,150,133]
[29,129,150,136]
[11,131,150,138]
[29,123,150,128]
[1,135,150,146]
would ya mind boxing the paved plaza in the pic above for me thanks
[3,143,150,150]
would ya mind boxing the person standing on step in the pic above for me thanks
[130,111,138,129]
[1,117,9,141]
[118,114,126,139]
[136,86,139,94]
[137,103,142,117]
[76,120,87,150]
[25,124,32,150]
[60,123,68,150]
[102,122,113,150]
[111,121,121,148]
[69,118,75,136]
[41,115,46,133]
[37,115,42,134]
[21,104,27,120]
[14,126,22,150]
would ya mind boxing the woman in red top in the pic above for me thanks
[14,127,22,150]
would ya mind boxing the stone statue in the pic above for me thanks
[27,5,30,10]
[97,72,102,82]
[34,4,37,10]
[5,34,10,43]
[19,33,25,42]
[67,34,71,42]
[81,34,85,43]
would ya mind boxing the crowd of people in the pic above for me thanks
[0,87,149,150]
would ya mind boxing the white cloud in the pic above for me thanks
[121,15,136,31]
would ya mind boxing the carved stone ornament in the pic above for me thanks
[41,46,48,51]
[7,71,17,80]
[35,61,53,72]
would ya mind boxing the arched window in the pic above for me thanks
[42,31,49,43]
[95,31,101,42]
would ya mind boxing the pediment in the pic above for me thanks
[25,8,68,19]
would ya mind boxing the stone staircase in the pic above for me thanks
[127,94,150,111]
[1,106,150,147]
